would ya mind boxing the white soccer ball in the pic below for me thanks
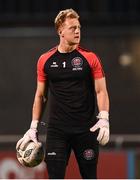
[16,141,44,167]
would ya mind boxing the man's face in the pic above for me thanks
[59,18,81,45]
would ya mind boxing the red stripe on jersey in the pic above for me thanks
[37,47,57,82]
[77,46,105,79]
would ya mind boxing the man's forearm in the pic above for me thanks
[91,90,110,145]
[32,96,45,121]
[96,91,109,112]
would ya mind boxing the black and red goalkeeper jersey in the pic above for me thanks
[37,46,105,133]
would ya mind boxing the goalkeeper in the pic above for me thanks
[16,9,110,179]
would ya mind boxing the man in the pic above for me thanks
[16,9,110,179]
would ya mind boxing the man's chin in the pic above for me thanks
[70,41,80,45]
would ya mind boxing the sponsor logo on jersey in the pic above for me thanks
[71,57,83,71]
[47,152,56,156]
[50,62,58,67]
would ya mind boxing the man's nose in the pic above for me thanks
[75,27,80,34]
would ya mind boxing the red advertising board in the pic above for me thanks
[0,151,128,179]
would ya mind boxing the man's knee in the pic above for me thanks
[78,160,97,179]
[45,159,67,179]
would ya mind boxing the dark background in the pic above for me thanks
[0,0,140,135]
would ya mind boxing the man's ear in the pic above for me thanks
[59,30,62,35]
[58,26,64,37]
[59,31,64,37]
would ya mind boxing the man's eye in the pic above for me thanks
[70,27,75,30]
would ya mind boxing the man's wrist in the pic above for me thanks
[97,111,109,120]
[30,120,39,129]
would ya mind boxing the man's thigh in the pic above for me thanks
[44,127,71,178]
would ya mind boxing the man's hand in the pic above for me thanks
[16,128,38,150]
[16,120,39,150]
[90,119,109,145]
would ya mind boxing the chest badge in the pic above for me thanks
[71,57,83,71]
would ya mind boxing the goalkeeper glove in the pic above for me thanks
[90,111,109,145]
[16,120,39,150]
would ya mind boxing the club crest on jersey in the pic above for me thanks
[71,57,83,71]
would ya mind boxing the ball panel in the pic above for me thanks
[16,141,44,167]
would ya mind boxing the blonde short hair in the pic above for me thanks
[54,9,79,32]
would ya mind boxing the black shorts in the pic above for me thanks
[44,127,99,179]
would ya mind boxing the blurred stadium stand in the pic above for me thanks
[0,0,140,26]
[0,0,140,178]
